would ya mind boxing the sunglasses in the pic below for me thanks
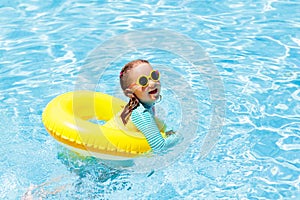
[134,70,160,87]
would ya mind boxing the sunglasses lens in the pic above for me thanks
[138,76,148,86]
[151,70,160,80]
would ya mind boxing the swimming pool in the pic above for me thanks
[1,0,299,199]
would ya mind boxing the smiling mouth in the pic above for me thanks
[148,88,158,94]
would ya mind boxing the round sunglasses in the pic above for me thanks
[134,70,160,87]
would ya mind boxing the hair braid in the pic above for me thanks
[119,59,149,125]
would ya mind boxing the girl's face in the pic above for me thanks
[127,63,161,105]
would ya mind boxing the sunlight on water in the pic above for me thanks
[0,0,299,199]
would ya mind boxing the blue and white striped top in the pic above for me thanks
[131,103,179,153]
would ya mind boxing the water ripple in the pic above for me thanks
[1,0,300,199]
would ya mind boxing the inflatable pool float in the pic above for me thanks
[42,91,165,160]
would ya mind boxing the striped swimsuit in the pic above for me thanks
[131,103,179,153]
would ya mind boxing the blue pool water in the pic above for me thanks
[1,0,299,199]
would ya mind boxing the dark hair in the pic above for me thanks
[119,59,149,90]
[119,59,150,125]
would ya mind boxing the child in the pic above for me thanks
[118,59,179,153]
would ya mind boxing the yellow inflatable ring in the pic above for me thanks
[42,91,165,160]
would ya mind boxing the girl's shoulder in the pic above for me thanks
[134,103,154,115]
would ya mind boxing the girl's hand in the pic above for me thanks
[165,130,176,136]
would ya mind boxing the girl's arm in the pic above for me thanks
[131,105,178,152]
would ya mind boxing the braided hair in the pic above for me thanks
[119,59,149,125]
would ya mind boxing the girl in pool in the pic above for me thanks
[118,59,179,153]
